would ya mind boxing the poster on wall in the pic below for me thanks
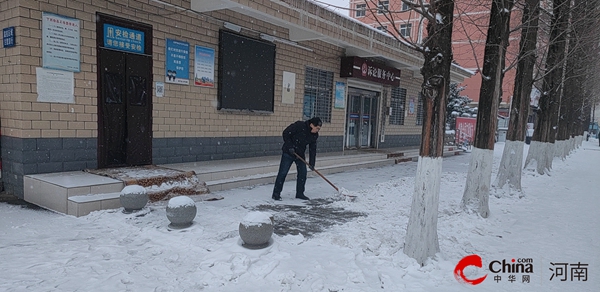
[334,81,346,109]
[194,45,215,87]
[36,67,74,103]
[282,71,295,104]
[408,97,415,115]
[165,39,189,85]
[42,12,80,72]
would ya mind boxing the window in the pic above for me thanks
[356,4,366,17]
[402,3,410,11]
[390,87,407,125]
[377,1,389,14]
[376,26,388,32]
[400,23,412,37]
[416,93,424,125]
[218,30,275,112]
[303,67,333,123]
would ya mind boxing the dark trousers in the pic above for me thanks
[272,152,307,196]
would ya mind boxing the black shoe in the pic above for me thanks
[272,194,282,201]
[295,194,310,200]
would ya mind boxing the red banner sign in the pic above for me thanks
[456,117,477,144]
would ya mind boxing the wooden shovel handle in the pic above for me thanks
[293,152,339,192]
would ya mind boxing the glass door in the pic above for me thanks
[345,87,379,149]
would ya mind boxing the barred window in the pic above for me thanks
[303,67,333,123]
[416,93,424,125]
[390,87,407,125]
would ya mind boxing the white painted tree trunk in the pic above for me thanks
[524,141,553,175]
[461,147,493,218]
[564,137,574,157]
[494,140,524,191]
[404,156,441,266]
[554,140,566,159]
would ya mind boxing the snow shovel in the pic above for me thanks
[293,153,357,201]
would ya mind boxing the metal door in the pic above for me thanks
[98,49,152,168]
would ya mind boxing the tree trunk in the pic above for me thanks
[524,0,570,174]
[404,0,454,266]
[495,0,540,191]
[461,0,513,217]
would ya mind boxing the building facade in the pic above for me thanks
[349,0,518,110]
[0,0,470,198]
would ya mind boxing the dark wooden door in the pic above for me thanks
[98,49,152,168]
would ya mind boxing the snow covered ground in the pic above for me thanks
[1,139,599,291]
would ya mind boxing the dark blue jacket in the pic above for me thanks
[282,120,318,166]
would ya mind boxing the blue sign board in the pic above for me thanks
[165,39,190,85]
[103,24,144,54]
[3,27,15,48]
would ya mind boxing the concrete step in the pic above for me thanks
[67,192,122,217]
[24,172,124,216]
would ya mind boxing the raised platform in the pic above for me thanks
[22,147,461,217]
[24,172,123,217]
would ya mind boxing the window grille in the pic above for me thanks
[416,93,424,125]
[356,4,366,17]
[303,67,333,123]
[390,87,407,125]
[401,3,410,11]
[400,23,412,37]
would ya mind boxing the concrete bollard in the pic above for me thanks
[166,196,197,229]
[120,185,148,213]
[239,211,274,249]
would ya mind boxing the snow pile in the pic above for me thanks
[167,195,195,208]
[120,184,146,194]
[240,211,273,227]
[0,140,598,291]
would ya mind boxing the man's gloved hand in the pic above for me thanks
[309,164,315,171]
[289,148,296,156]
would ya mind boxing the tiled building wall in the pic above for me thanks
[0,0,438,197]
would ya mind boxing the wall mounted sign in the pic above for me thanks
[165,39,189,85]
[3,27,15,48]
[102,23,144,54]
[194,45,215,87]
[42,12,80,72]
[340,56,400,87]
[334,81,346,109]
[36,67,74,103]
[155,81,165,97]
[282,71,296,104]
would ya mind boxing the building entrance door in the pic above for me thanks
[96,15,153,168]
[345,87,379,149]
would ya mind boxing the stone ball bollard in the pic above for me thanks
[120,185,148,213]
[166,196,197,229]
[239,211,274,249]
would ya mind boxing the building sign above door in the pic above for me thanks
[340,56,400,87]
[103,24,145,54]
